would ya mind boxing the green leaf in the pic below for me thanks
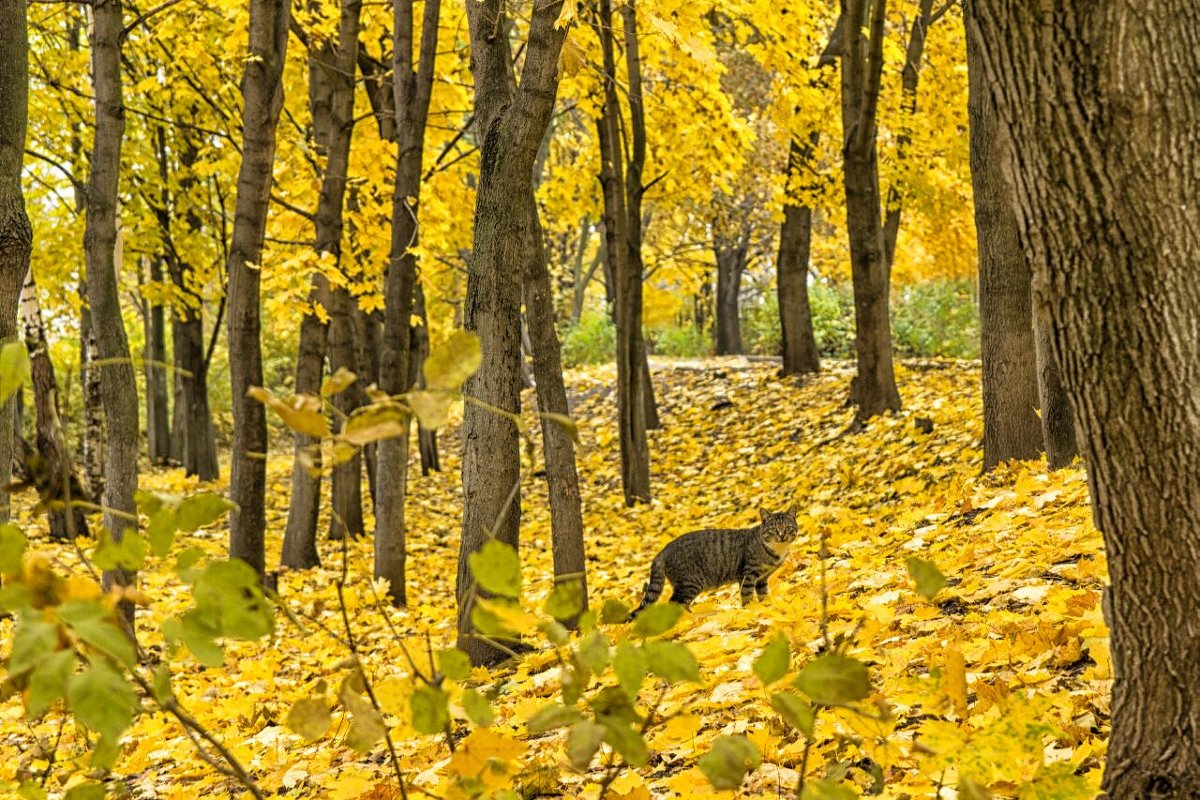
[57,600,136,666]
[151,664,172,704]
[600,718,649,767]
[545,578,584,622]
[147,506,179,557]
[753,633,791,686]
[346,709,386,752]
[632,602,683,637]
[567,720,605,770]
[92,530,149,572]
[600,598,631,625]
[163,615,224,667]
[468,540,521,598]
[17,781,48,800]
[795,654,871,706]
[9,617,58,676]
[526,703,583,734]
[67,661,138,740]
[27,649,76,717]
[424,330,482,390]
[0,524,26,574]
[176,493,236,532]
[463,688,494,727]
[90,734,121,770]
[906,556,947,600]
[191,559,274,641]
[540,619,570,646]
[699,735,761,790]
[613,641,648,698]
[437,648,473,682]
[63,783,105,800]
[287,697,332,740]
[411,684,450,734]
[576,631,611,675]
[0,582,32,613]
[644,640,701,684]
[800,779,860,800]
[770,692,815,736]
[0,341,31,405]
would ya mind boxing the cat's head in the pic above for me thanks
[759,504,800,543]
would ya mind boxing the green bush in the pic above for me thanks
[892,279,979,359]
[561,312,615,367]
[650,324,710,358]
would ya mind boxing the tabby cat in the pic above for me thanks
[631,506,800,617]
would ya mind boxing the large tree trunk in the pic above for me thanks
[0,0,30,527]
[143,257,170,464]
[86,0,140,622]
[713,235,746,356]
[1033,307,1076,470]
[841,0,900,422]
[458,0,568,665]
[374,0,441,605]
[21,270,88,540]
[227,0,291,579]
[777,137,821,376]
[170,300,219,480]
[971,1,1200,795]
[967,13,1042,471]
[594,0,650,504]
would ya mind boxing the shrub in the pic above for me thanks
[892,278,979,359]
[561,312,615,367]
[650,324,710,358]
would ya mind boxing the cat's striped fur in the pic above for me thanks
[632,507,800,617]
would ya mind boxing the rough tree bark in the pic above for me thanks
[840,0,900,421]
[594,0,650,504]
[21,270,88,540]
[972,1,1200,795]
[85,0,140,621]
[227,0,291,579]
[777,135,821,376]
[79,297,104,500]
[966,12,1042,471]
[457,0,569,664]
[143,257,170,464]
[374,0,440,604]
[0,0,31,526]
[713,233,747,355]
[281,285,326,568]
[1033,307,1076,470]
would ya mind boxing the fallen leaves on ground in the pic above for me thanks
[0,358,1107,797]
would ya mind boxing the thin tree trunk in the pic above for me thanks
[778,135,821,376]
[353,303,381,499]
[375,0,441,605]
[458,0,568,664]
[972,1,1200,794]
[407,282,440,474]
[967,7,1042,471]
[881,0,934,268]
[144,257,170,464]
[327,291,365,540]
[227,0,291,579]
[1033,305,1076,470]
[281,302,326,568]
[86,0,139,623]
[841,0,900,422]
[79,302,104,500]
[20,270,87,540]
[0,0,31,527]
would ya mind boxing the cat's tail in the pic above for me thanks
[630,556,666,620]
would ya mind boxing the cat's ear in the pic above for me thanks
[759,508,770,522]
[787,502,798,517]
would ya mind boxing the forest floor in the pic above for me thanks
[1,359,1107,799]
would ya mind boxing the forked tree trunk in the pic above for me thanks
[594,0,650,504]
[967,15,1042,471]
[227,0,291,579]
[375,0,441,605]
[777,137,820,376]
[21,270,88,540]
[0,0,31,526]
[841,0,900,422]
[85,0,140,622]
[1033,307,1076,470]
[457,0,568,665]
[972,1,1200,794]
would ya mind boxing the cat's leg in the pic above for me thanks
[741,573,757,606]
[670,580,699,609]
[755,577,769,600]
